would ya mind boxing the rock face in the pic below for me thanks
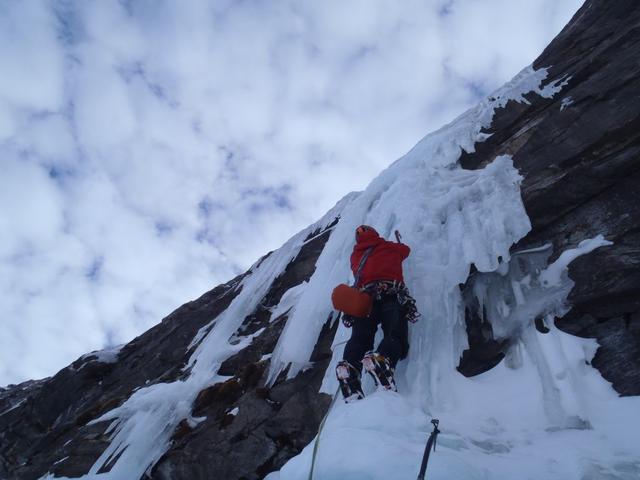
[0,273,246,480]
[1,1,639,479]
[149,225,338,480]
[457,0,640,395]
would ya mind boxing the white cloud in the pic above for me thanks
[0,0,584,385]
[0,2,64,113]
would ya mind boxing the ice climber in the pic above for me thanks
[334,225,420,401]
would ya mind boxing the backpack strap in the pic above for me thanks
[353,247,375,287]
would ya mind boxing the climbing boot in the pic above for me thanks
[362,351,397,392]
[336,360,365,402]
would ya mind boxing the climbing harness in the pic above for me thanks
[417,419,440,480]
[362,280,421,323]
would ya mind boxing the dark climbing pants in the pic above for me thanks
[343,295,409,373]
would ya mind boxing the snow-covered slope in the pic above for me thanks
[270,238,640,480]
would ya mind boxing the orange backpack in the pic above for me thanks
[331,284,373,318]
[331,246,375,318]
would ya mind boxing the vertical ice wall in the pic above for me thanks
[465,235,612,427]
[268,65,568,400]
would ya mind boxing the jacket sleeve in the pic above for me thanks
[390,241,410,259]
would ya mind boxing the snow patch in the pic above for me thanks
[539,74,572,98]
[0,398,26,417]
[77,344,124,369]
[539,235,612,287]
[270,282,308,321]
[560,96,574,111]
[187,416,206,428]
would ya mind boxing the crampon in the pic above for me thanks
[362,351,397,392]
[336,361,365,402]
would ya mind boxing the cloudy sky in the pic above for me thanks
[0,0,583,386]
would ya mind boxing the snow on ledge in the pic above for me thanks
[539,235,613,287]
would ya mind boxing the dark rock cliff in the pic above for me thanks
[1,1,639,479]
[458,0,640,394]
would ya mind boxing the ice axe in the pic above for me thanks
[394,230,402,243]
[416,419,440,480]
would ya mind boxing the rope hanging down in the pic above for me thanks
[308,386,341,480]
[308,311,345,480]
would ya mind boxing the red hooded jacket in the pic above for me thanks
[350,229,410,288]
